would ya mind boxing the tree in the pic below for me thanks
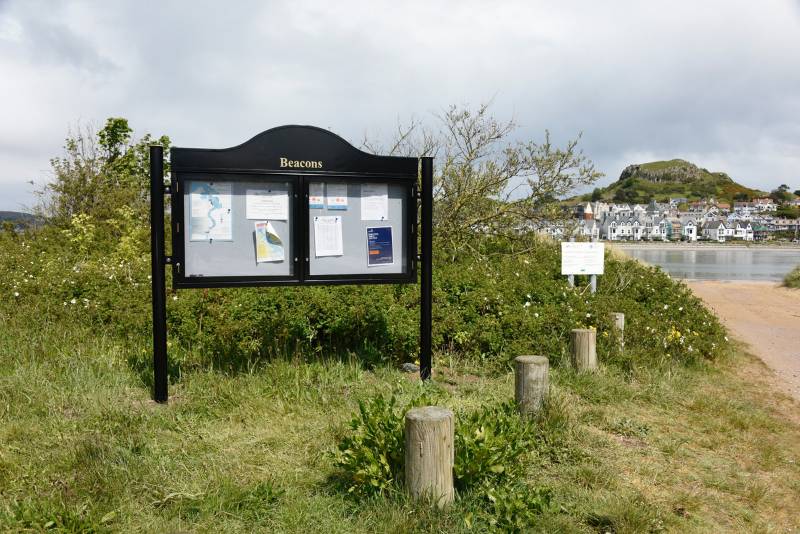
[794,189,800,197]
[769,184,792,203]
[38,118,170,225]
[366,103,602,256]
[590,188,602,201]
[733,192,750,202]
[776,205,799,219]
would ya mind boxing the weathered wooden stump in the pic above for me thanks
[570,328,597,371]
[609,312,625,350]
[404,406,454,507]
[514,355,549,416]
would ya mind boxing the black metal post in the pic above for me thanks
[420,157,433,380]
[150,145,168,403]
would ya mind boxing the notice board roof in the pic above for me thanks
[171,125,418,177]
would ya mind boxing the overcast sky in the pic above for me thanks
[1,0,799,211]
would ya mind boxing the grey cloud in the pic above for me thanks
[0,0,799,210]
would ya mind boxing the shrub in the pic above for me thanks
[784,265,800,289]
[333,394,407,498]
[332,391,440,498]
[1,225,729,375]
[453,401,534,490]
[333,394,556,529]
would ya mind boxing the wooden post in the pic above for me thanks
[514,356,549,416]
[405,406,454,508]
[570,329,597,371]
[609,312,625,351]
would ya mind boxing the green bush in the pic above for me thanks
[333,394,408,498]
[1,221,728,375]
[1,116,729,379]
[333,394,557,529]
[453,401,534,490]
[784,265,800,289]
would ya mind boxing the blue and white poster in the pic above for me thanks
[189,181,233,241]
[367,226,394,266]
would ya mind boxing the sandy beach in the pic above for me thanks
[687,280,800,401]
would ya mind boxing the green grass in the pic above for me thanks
[2,316,799,532]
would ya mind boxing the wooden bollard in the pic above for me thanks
[404,406,454,507]
[609,312,625,350]
[570,328,597,371]
[514,355,549,416]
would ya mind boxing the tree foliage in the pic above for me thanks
[769,184,793,204]
[365,103,602,256]
[38,118,170,225]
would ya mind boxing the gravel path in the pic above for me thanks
[688,281,800,401]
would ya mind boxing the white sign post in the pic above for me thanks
[561,242,605,293]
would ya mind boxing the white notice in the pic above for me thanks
[246,188,289,220]
[309,182,324,209]
[361,183,388,221]
[327,183,348,210]
[561,242,605,275]
[314,216,343,257]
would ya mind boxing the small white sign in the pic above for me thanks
[361,183,388,221]
[327,183,348,210]
[561,242,605,275]
[309,183,324,209]
[246,188,289,220]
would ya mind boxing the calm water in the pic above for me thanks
[620,248,800,281]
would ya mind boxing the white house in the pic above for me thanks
[734,221,754,241]
[682,220,697,241]
[753,198,777,212]
[581,219,600,240]
[702,221,726,242]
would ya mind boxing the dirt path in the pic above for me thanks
[687,281,800,401]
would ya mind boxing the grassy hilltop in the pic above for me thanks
[580,159,766,204]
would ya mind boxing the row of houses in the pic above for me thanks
[562,199,798,242]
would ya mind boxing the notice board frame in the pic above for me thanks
[150,125,433,402]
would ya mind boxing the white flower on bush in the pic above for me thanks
[678,306,683,311]
[586,313,591,318]
[523,301,531,308]
[663,304,669,310]
[13,291,19,297]
[172,295,178,301]
[534,312,539,318]
[70,298,76,305]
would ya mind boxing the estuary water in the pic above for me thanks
[618,247,800,281]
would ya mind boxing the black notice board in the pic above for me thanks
[169,126,418,288]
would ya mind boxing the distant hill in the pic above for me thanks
[578,159,766,204]
[0,211,36,222]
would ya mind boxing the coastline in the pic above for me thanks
[609,242,800,252]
